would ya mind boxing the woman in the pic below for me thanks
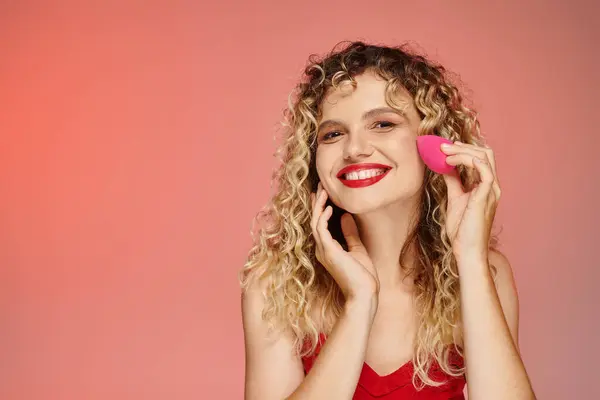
[239,41,536,399]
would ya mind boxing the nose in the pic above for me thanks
[343,132,373,161]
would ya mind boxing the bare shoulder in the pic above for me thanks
[488,249,520,347]
[240,276,269,329]
[241,276,305,400]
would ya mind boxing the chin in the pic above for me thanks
[333,196,393,215]
[332,186,422,215]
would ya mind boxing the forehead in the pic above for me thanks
[319,71,413,119]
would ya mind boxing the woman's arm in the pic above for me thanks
[243,186,380,399]
[242,281,377,400]
[459,250,536,400]
[441,141,535,399]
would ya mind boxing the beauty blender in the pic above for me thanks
[416,135,455,175]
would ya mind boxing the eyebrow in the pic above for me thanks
[317,106,406,132]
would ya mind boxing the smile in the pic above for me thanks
[336,163,392,188]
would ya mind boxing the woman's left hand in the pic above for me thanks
[440,141,501,263]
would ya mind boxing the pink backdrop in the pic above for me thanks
[2,1,598,399]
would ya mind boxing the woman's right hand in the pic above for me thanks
[310,182,380,302]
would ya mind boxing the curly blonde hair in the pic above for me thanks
[239,40,499,389]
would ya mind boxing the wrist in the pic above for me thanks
[344,293,378,320]
[453,249,488,267]
[455,254,492,277]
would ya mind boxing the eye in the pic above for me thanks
[322,130,342,141]
[373,121,396,129]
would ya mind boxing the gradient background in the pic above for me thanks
[1,1,598,399]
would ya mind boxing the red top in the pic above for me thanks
[301,334,466,399]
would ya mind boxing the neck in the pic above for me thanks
[354,198,420,290]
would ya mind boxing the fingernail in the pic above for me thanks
[441,143,450,149]
[475,157,486,163]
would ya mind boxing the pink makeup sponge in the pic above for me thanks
[416,135,455,175]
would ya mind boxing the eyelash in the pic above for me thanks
[321,121,396,141]
[374,121,396,129]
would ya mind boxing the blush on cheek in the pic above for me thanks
[396,155,426,190]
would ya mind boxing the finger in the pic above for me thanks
[310,185,326,235]
[444,153,480,169]
[310,191,318,237]
[451,142,499,183]
[444,153,501,201]
[310,190,327,264]
[317,205,337,253]
[340,213,364,252]
[314,186,331,245]
[448,143,501,199]
[445,152,483,189]
[471,156,495,203]
[310,190,317,235]
[459,143,497,178]
[442,143,488,166]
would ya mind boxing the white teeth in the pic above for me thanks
[344,169,387,180]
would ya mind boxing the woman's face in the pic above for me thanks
[315,70,425,214]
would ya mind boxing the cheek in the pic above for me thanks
[314,152,325,179]
[314,150,331,187]
[388,136,422,166]
[315,146,336,171]
[388,138,426,185]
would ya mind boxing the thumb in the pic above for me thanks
[340,213,365,252]
[442,169,465,198]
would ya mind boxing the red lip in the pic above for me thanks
[336,163,392,188]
